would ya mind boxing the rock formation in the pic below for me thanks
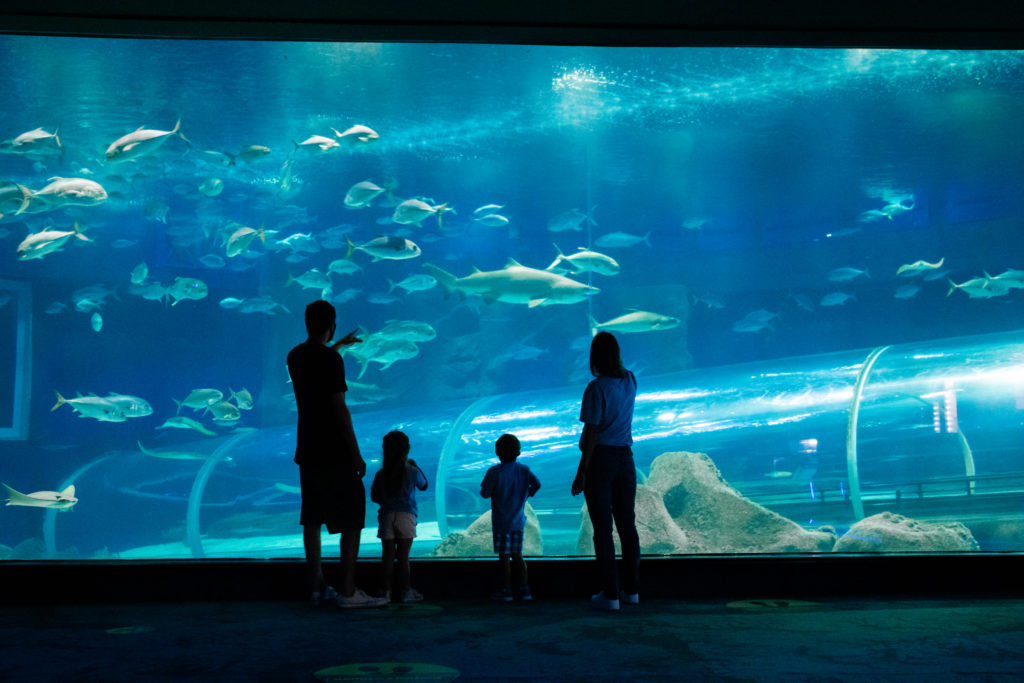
[833,511,978,552]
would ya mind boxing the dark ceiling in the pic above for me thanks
[0,1,1022,47]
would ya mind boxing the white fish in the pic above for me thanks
[347,337,420,378]
[234,145,271,163]
[787,293,815,312]
[130,262,148,284]
[104,394,153,418]
[827,267,870,282]
[392,199,453,227]
[376,319,437,342]
[947,276,1009,298]
[51,391,126,422]
[177,388,223,411]
[367,292,400,305]
[219,297,244,309]
[894,284,920,299]
[896,257,945,277]
[743,309,779,324]
[333,124,379,143]
[45,301,67,314]
[129,281,166,302]
[985,270,1024,290]
[388,274,437,293]
[225,226,265,258]
[138,441,213,461]
[105,119,189,162]
[732,319,772,333]
[546,245,620,276]
[200,254,227,269]
[21,178,107,213]
[90,312,102,332]
[230,387,254,410]
[820,292,856,306]
[424,259,599,308]
[594,231,650,248]
[17,222,91,260]
[201,150,234,167]
[332,288,361,304]
[682,217,710,231]
[287,268,331,291]
[473,214,510,227]
[236,296,289,315]
[547,207,597,233]
[328,258,362,276]
[589,310,680,335]
[344,180,386,209]
[205,400,241,422]
[294,135,339,154]
[3,127,62,157]
[276,232,319,254]
[156,416,217,436]
[4,483,77,510]
[346,236,422,262]
[473,203,505,217]
[199,178,224,197]
[0,181,31,220]
[166,277,208,305]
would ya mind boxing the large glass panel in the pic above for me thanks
[1,39,1023,559]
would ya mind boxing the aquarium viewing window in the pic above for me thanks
[1,36,1024,561]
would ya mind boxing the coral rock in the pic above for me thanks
[433,502,542,557]
[576,483,696,555]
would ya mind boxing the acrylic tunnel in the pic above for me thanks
[40,328,1024,559]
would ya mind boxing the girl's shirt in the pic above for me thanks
[371,463,428,516]
[579,370,637,447]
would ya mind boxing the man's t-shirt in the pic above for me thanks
[286,340,348,467]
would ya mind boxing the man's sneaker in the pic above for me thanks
[590,591,620,611]
[491,587,514,602]
[514,585,533,601]
[311,586,339,607]
[336,587,388,609]
[619,590,639,605]
[401,588,424,603]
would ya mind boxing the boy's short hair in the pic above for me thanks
[495,433,521,462]
[305,300,336,337]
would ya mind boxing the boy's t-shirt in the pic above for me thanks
[480,461,541,536]
[371,463,428,517]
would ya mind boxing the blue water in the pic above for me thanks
[2,39,1024,559]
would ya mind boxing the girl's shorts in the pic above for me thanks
[378,511,417,539]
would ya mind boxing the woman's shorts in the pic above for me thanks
[378,511,418,539]
[492,529,524,555]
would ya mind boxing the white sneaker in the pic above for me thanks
[401,588,424,603]
[619,590,639,605]
[590,591,620,611]
[336,587,388,609]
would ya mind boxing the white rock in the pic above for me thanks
[576,483,696,554]
[833,512,978,553]
[646,451,836,553]
[433,502,543,557]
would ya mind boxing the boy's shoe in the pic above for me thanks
[401,588,424,603]
[311,586,339,607]
[514,585,533,601]
[491,587,514,602]
[619,590,639,605]
[336,587,388,609]
[590,591,620,612]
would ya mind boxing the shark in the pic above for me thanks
[424,259,599,308]
[4,483,78,510]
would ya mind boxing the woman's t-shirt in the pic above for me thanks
[579,370,637,447]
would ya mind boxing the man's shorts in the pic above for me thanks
[377,511,418,540]
[492,529,524,555]
[299,464,365,534]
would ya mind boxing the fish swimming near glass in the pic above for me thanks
[4,483,77,510]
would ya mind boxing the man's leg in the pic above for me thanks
[340,528,361,596]
[303,523,324,596]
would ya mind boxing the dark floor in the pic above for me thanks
[4,594,1024,681]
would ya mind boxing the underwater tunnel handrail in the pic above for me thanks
[434,395,501,539]
[186,429,253,559]
[45,453,116,557]
[846,345,890,521]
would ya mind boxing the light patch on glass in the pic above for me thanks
[471,409,558,424]
[656,410,676,422]
[636,389,713,402]
[800,438,818,454]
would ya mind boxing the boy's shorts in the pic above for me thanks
[378,511,418,539]
[492,529,524,555]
